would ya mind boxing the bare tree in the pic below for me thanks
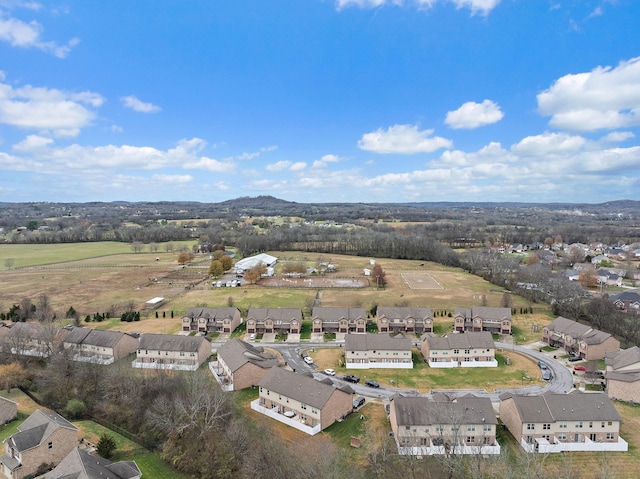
[35,294,55,323]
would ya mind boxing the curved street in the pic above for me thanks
[213,339,577,404]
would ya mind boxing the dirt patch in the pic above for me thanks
[260,276,369,288]
[400,272,443,290]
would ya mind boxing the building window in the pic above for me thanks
[589,422,593,428]
[483,424,492,432]
[543,423,551,430]
[301,403,307,410]
[48,442,53,449]
[558,433,566,440]
[526,423,534,430]
[466,436,474,444]
[559,421,567,429]
[467,425,475,432]
[576,422,583,428]
[606,433,614,440]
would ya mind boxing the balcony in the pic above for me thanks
[251,399,321,435]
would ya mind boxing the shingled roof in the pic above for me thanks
[425,331,495,351]
[217,338,278,373]
[260,368,351,410]
[183,307,239,320]
[312,307,367,321]
[138,333,206,352]
[392,395,496,426]
[502,391,620,423]
[606,346,640,371]
[46,447,141,479]
[7,409,77,453]
[377,306,432,319]
[247,308,302,321]
[344,332,412,352]
[63,327,132,348]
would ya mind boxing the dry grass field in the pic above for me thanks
[0,247,534,322]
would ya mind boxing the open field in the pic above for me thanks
[1,246,546,334]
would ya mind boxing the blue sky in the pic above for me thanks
[1,0,639,204]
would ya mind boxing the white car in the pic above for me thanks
[249,333,256,340]
[304,356,314,365]
[324,368,336,376]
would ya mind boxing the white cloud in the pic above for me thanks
[12,134,52,151]
[182,156,235,173]
[265,160,291,172]
[0,79,104,136]
[512,132,588,156]
[601,131,635,143]
[151,174,193,184]
[358,124,452,154]
[445,99,504,129]
[0,11,78,58]
[238,145,277,161]
[537,56,640,131]
[0,1,42,10]
[336,0,500,15]
[121,95,161,113]
[312,153,343,168]
[450,0,500,16]
[290,161,307,171]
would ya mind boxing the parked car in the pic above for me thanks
[324,368,336,376]
[343,374,360,384]
[304,356,314,365]
[542,371,552,381]
[353,396,366,409]
[538,361,548,370]
[573,365,586,371]
[365,379,380,388]
[568,355,581,362]
[249,333,256,341]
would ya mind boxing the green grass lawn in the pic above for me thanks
[0,241,195,269]
[0,413,27,443]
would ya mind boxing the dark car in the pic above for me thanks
[353,396,366,409]
[542,370,552,381]
[538,360,548,370]
[568,355,581,362]
[365,379,380,388]
[343,374,360,384]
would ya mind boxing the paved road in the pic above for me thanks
[210,340,576,404]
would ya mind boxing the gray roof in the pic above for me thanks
[5,321,60,339]
[610,291,640,304]
[138,333,206,352]
[344,333,412,352]
[606,370,640,383]
[545,316,616,346]
[377,306,432,319]
[545,316,592,338]
[8,409,77,453]
[259,368,350,410]
[183,307,239,320]
[454,306,512,321]
[425,332,495,351]
[63,327,131,348]
[312,307,367,321]
[46,447,141,479]
[605,346,640,371]
[503,391,620,423]
[217,338,278,373]
[247,308,302,321]
[392,395,496,427]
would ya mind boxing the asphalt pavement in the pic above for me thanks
[210,339,577,405]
